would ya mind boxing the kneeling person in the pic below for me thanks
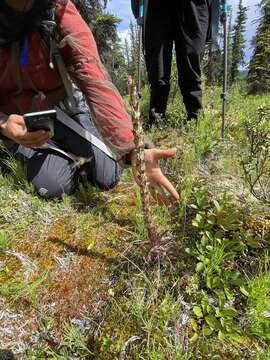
[0,0,179,205]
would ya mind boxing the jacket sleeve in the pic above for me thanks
[55,0,135,160]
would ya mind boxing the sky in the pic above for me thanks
[107,0,261,65]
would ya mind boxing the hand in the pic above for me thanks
[131,148,180,207]
[0,114,52,148]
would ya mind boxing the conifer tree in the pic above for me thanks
[72,0,106,26]
[227,8,234,86]
[123,21,147,84]
[230,0,247,83]
[203,5,234,86]
[248,0,270,94]
[72,0,119,63]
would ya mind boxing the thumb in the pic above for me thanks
[155,148,177,160]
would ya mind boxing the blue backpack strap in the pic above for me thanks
[18,3,56,66]
[19,36,29,66]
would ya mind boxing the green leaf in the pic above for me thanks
[212,276,221,288]
[185,247,193,255]
[205,314,220,330]
[222,307,238,318]
[225,325,234,333]
[207,214,216,225]
[218,330,226,340]
[190,318,198,331]
[192,214,203,228]
[224,287,234,301]
[201,235,209,247]
[216,308,222,317]
[193,306,203,318]
[213,200,221,211]
[108,288,115,297]
[220,317,227,328]
[87,240,96,251]
[196,262,204,272]
[190,332,199,343]
[202,326,213,336]
[206,275,214,289]
[201,295,210,314]
[215,290,226,308]
[192,220,199,228]
[240,286,249,297]
[228,332,242,342]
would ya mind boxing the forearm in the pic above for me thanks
[67,61,135,158]
[55,0,135,160]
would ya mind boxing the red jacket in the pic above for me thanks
[0,0,134,159]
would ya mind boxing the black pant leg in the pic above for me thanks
[174,0,209,119]
[11,145,77,198]
[65,112,121,191]
[145,0,174,123]
[54,91,121,190]
[9,91,121,198]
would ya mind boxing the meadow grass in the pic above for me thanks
[0,83,270,359]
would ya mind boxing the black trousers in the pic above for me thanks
[9,91,121,199]
[145,0,209,122]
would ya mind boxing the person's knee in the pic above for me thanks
[92,161,122,191]
[29,167,75,199]
[26,153,76,199]
[32,176,75,199]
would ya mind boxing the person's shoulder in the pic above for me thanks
[55,0,71,23]
[55,0,68,14]
[55,0,79,19]
[56,0,69,6]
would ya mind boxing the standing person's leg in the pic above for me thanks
[174,0,209,121]
[144,0,174,125]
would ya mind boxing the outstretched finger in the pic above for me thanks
[157,173,179,201]
[154,148,177,160]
